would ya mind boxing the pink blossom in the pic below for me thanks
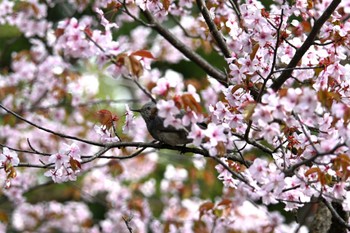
[49,152,69,169]
[182,109,203,126]
[62,143,81,160]
[251,104,273,127]
[332,182,346,199]
[204,123,227,147]
[237,57,258,74]
[188,124,205,146]
[212,101,230,121]
[229,63,245,84]
[263,122,281,144]
[94,125,120,143]
[94,7,118,30]
[248,158,268,182]
[331,102,347,118]
[163,115,183,129]
[0,147,19,166]
[44,168,65,183]
[123,104,136,133]
[151,78,170,96]
[156,99,180,118]
[215,159,239,188]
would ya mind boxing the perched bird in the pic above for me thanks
[132,102,192,146]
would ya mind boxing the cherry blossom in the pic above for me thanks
[188,123,205,146]
[0,147,19,166]
[1,0,350,232]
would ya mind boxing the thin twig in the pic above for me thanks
[257,3,285,102]
[0,142,50,156]
[228,0,241,21]
[232,132,273,154]
[123,75,156,103]
[169,14,200,39]
[313,41,334,46]
[295,114,319,154]
[284,143,345,176]
[273,65,324,74]
[120,0,153,27]
[0,103,104,147]
[232,142,250,168]
[85,31,156,103]
[27,138,52,156]
[211,155,251,186]
[0,99,139,118]
[271,0,342,91]
[122,215,134,233]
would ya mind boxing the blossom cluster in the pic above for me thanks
[0,0,350,232]
[44,143,82,183]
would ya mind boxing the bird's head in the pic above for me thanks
[132,102,158,121]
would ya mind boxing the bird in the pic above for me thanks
[132,102,192,146]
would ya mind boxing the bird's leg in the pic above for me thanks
[179,143,188,154]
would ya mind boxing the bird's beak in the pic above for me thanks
[130,108,141,113]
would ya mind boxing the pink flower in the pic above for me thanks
[123,104,136,133]
[213,101,230,121]
[157,99,180,118]
[44,168,64,183]
[204,123,226,147]
[229,114,243,128]
[95,8,118,30]
[248,158,268,182]
[215,159,239,188]
[188,124,205,146]
[229,63,245,84]
[237,57,258,74]
[254,29,273,46]
[0,147,19,166]
[151,78,170,96]
[251,105,273,127]
[332,182,346,199]
[182,109,203,126]
[49,152,69,169]
[163,115,183,129]
[261,171,285,194]
[263,123,281,144]
[94,125,120,143]
[63,143,81,160]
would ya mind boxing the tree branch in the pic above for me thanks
[270,0,341,91]
[141,9,228,87]
[228,0,241,22]
[283,143,345,176]
[0,103,104,147]
[211,155,251,186]
[196,0,232,58]
[123,215,134,233]
[323,199,350,231]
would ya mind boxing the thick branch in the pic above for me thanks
[323,200,350,231]
[196,0,231,58]
[270,0,341,91]
[142,10,228,87]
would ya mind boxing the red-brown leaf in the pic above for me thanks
[131,50,156,59]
